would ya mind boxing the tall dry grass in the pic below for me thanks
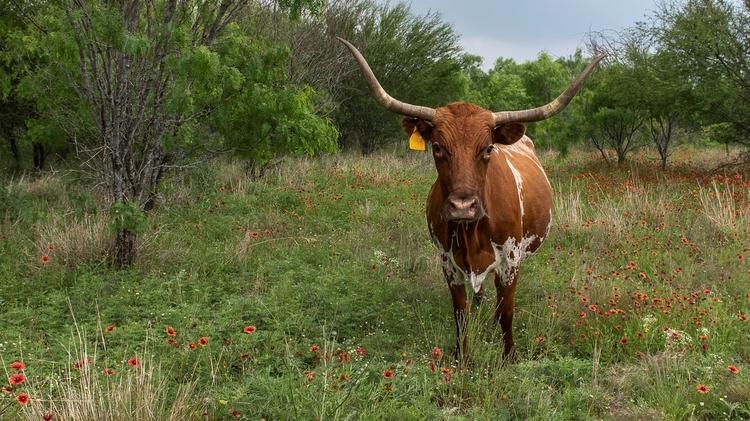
[699,181,748,234]
[33,213,109,269]
[22,359,201,421]
[9,307,204,421]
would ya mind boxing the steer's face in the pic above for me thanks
[403,103,526,223]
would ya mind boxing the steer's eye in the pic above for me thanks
[432,143,442,154]
[484,145,494,156]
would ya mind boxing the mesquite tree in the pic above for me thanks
[61,0,251,267]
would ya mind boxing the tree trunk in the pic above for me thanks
[32,142,46,170]
[113,228,136,268]
[616,144,627,165]
[8,137,20,168]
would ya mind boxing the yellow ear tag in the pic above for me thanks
[408,128,426,151]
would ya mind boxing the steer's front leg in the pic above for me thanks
[446,275,469,364]
[494,269,518,361]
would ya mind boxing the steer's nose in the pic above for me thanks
[445,195,482,222]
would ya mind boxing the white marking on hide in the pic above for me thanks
[460,235,540,293]
[506,158,524,220]
[429,224,467,287]
[500,136,551,191]
[494,235,538,287]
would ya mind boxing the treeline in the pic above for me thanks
[3,0,748,169]
[0,0,747,265]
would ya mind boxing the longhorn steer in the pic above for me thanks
[339,37,603,361]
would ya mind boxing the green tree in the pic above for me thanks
[584,64,646,165]
[12,0,336,267]
[287,0,467,153]
[0,0,59,170]
[654,0,750,147]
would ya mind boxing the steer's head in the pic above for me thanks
[338,38,604,223]
[402,104,526,222]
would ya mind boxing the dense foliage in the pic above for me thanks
[3,0,748,174]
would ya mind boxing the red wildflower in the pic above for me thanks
[105,324,115,333]
[337,351,351,364]
[619,337,628,345]
[42,411,54,421]
[165,326,177,337]
[16,392,29,405]
[41,255,49,265]
[198,337,208,347]
[578,311,587,319]
[431,347,443,359]
[48,243,55,252]
[127,358,140,367]
[355,346,367,357]
[9,361,25,371]
[588,304,598,312]
[9,373,26,385]
[728,364,740,374]
[738,312,749,322]
[103,368,115,376]
[441,367,452,383]
[304,370,315,384]
[73,357,92,370]
[535,335,545,344]
[167,338,179,347]
[696,384,709,394]
[189,342,196,350]
[243,325,256,334]
[231,410,241,418]
[429,361,436,373]
[383,368,394,380]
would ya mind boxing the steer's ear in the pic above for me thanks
[493,123,526,145]
[402,117,434,141]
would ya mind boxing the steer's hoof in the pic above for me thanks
[452,349,473,369]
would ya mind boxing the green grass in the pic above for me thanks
[1,148,749,420]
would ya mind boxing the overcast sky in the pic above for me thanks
[396,0,657,69]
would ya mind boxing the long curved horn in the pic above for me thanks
[337,37,436,121]
[492,54,606,125]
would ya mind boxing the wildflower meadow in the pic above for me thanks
[0,147,749,419]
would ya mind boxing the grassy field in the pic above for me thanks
[1,147,749,420]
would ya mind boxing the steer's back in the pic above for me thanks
[495,136,553,253]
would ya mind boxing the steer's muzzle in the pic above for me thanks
[443,193,485,222]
